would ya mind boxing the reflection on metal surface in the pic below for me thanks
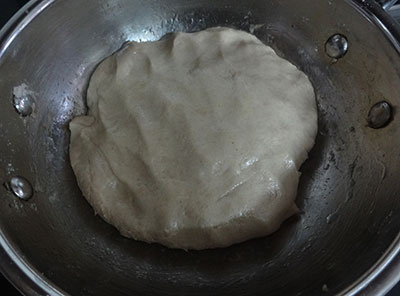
[325,34,349,59]
[376,0,398,10]
[388,4,400,22]
[12,84,35,117]
[7,176,33,201]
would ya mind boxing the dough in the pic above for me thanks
[69,27,317,250]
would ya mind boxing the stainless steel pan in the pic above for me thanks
[1,0,400,295]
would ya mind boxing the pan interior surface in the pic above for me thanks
[0,0,400,295]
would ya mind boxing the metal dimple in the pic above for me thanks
[13,94,34,117]
[368,101,392,129]
[8,176,33,201]
[325,34,348,59]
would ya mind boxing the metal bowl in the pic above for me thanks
[1,0,400,295]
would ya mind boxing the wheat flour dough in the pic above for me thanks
[69,27,317,250]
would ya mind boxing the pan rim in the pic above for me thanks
[0,0,399,295]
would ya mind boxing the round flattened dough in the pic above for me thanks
[69,27,317,250]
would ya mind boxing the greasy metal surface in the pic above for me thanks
[0,0,400,295]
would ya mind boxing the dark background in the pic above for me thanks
[0,0,399,295]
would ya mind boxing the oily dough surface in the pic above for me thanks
[70,27,317,250]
